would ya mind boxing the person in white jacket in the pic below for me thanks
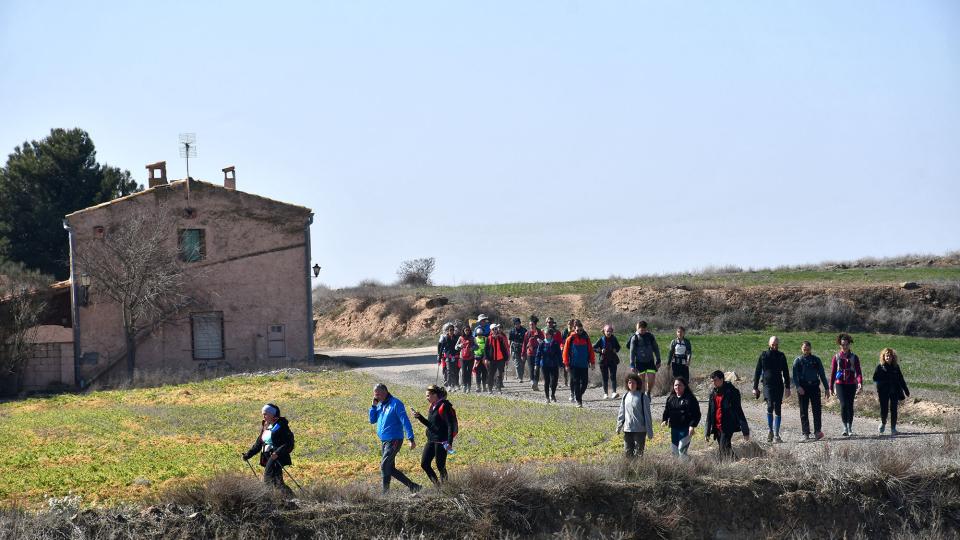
[616,373,655,457]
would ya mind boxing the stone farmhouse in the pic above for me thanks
[10,162,316,391]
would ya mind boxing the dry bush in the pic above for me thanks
[791,297,860,332]
[158,473,283,517]
[651,363,674,397]
[383,298,418,324]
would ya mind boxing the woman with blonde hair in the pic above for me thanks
[872,348,910,435]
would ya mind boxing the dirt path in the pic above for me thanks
[321,347,948,460]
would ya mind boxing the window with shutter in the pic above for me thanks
[268,324,285,358]
[192,312,224,360]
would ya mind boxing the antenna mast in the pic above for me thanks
[178,133,197,200]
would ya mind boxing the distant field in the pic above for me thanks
[420,266,960,298]
[0,371,643,506]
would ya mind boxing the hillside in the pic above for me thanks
[313,253,960,347]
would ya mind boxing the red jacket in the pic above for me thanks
[522,328,545,358]
[488,333,510,362]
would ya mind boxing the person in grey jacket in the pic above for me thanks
[616,373,655,457]
[792,341,830,440]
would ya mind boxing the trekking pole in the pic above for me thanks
[243,457,259,479]
[279,464,306,495]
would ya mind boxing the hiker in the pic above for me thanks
[562,319,595,408]
[662,377,701,457]
[474,314,491,337]
[536,327,563,403]
[473,331,490,392]
[617,373,654,457]
[752,336,791,443]
[561,319,575,389]
[593,324,621,399]
[487,324,511,393]
[438,323,460,391]
[412,385,458,486]
[456,326,476,393]
[830,333,863,437]
[242,403,295,496]
[873,348,910,436]
[509,317,526,383]
[628,320,661,395]
[369,383,421,494]
[705,370,750,458]
[792,340,829,440]
[667,327,693,384]
[522,315,545,391]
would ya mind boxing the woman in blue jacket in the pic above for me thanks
[537,331,563,403]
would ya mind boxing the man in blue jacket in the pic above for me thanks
[369,383,421,494]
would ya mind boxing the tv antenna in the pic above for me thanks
[178,133,197,179]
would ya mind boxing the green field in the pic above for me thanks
[419,265,960,297]
[0,370,652,507]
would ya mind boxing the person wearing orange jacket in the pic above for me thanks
[562,319,595,408]
[486,324,511,394]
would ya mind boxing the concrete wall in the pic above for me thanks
[66,180,313,381]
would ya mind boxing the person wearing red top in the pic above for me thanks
[562,320,596,408]
[522,316,546,392]
[704,370,750,458]
[829,333,863,436]
[486,324,511,394]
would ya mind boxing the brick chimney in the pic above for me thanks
[146,161,167,188]
[222,166,236,190]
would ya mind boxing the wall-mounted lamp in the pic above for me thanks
[312,263,321,278]
[78,273,91,306]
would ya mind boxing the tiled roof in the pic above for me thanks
[65,178,312,218]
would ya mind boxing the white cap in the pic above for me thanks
[477,313,488,321]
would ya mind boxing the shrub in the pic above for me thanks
[396,257,436,287]
[791,297,860,332]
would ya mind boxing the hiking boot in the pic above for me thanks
[612,392,620,399]
[815,431,825,440]
[774,433,783,443]
[878,423,885,434]
[767,430,774,443]
[410,484,422,497]
[803,433,810,440]
[569,396,575,403]
[603,393,609,399]
[545,397,551,404]
[532,383,539,391]
[890,427,899,436]
[576,402,583,408]
[842,426,849,437]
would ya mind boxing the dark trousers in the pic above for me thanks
[460,360,473,390]
[562,366,568,386]
[475,363,488,391]
[420,442,448,485]
[526,356,540,384]
[263,458,293,496]
[671,362,690,383]
[835,384,857,425]
[713,431,733,458]
[600,363,618,394]
[380,439,417,492]
[798,384,823,435]
[623,432,646,457]
[542,365,559,399]
[489,361,505,391]
[571,367,589,404]
[879,393,899,427]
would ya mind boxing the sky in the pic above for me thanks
[1,1,958,288]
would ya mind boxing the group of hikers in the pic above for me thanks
[242,315,912,495]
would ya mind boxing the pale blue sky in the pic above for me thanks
[2,1,958,287]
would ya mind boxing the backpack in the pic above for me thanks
[438,400,459,440]
[525,332,542,357]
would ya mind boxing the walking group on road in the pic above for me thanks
[242,316,913,495]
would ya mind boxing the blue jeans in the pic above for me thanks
[670,428,690,456]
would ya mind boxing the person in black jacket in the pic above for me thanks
[593,324,622,399]
[242,403,294,495]
[412,385,458,485]
[873,348,910,436]
[438,324,460,391]
[792,341,830,440]
[753,336,791,443]
[661,377,701,457]
[705,370,750,458]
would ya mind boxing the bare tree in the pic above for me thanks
[396,257,436,287]
[76,206,196,381]
[0,261,48,394]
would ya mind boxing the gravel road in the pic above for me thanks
[320,346,948,460]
